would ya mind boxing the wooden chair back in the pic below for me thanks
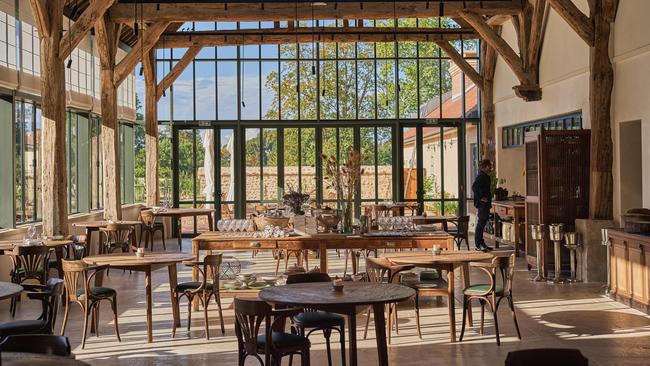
[365,257,393,283]
[494,253,516,295]
[11,245,50,284]
[140,210,156,226]
[456,215,470,236]
[234,297,273,363]
[286,272,331,284]
[203,254,223,289]
[0,335,72,357]
[62,259,90,303]
[100,224,133,253]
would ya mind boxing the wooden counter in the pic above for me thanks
[608,229,650,314]
[490,200,525,256]
[192,231,452,273]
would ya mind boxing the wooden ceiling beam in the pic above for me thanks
[109,1,524,23]
[156,45,202,100]
[527,0,549,76]
[113,21,170,86]
[29,0,50,37]
[156,27,478,48]
[434,40,483,87]
[547,0,594,46]
[60,0,116,60]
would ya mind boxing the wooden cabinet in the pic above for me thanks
[524,130,590,274]
[491,200,525,256]
[608,230,650,314]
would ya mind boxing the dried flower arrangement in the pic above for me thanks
[282,184,311,215]
[322,149,364,232]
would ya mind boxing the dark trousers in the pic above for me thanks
[474,205,490,249]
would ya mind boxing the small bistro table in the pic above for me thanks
[382,250,494,342]
[0,281,23,301]
[142,208,215,250]
[0,239,74,278]
[1,352,90,366]
[260,282,415,366]
[82,251,195,343]
[72,220,142,255]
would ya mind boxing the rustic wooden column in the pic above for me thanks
[95,16,122,220]
[480,28,499,163]
[30,0,68,236]
[588,0,617,219]
[142,49,159,206]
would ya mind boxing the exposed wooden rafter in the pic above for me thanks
[156,46,202,99]
[113,21,170,86]
[547,0,594,46]
[156,27,479,48]
[108,1,524,23]
[29,0,50,37]
[434,40,483,87]
[479,26,500,163]
[60,0,116,59]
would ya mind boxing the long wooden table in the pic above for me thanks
[72,220,141,255]
[382,250,494,342]
[143,208,215,250]
[191,231,453,275]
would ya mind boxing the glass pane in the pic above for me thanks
[158,124,173,204]
[321,128,337,202]
[177,129,195,203]
[360,127,376,200]
[301,128,316,199]
[172,61,194,121]
[261,61,279,119]
[220,129,235,219]
[241,61,260,120]
[419,59,441,119]
[403,127,417,201]
[245,128,261,215]
[217,61,237,120]
[299,60,317,120]
[442,127,459,200]
[357,60,375,119]
[319,60,337,120]
[284,128,299,194]
[24,102,35,222]
[398,60,417,119]
[377,60,395,119]
[280,61,297,120]
[377,127,393,201]
[423,127,442,201]
[262,128,278,202]
[440,59,458,118]
[338,60,355,119]
[195,61,216,120]
[14,101,23,222]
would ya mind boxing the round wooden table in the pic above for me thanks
[0,281,23,300]
[1,353,89,366]
[0,240,74,278]
[382,250,494,342]
[260,282,415,366]
[82,251,195,343]
[142,208,214,250]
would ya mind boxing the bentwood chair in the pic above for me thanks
[9,245,51,317]
[172,254,226,339]
[448,216,470,250]
[99,223,136,254]
[363,257,414,344]
[459,253,521,345]
[287,273,345,366]
[0,335,72,358]
[139,209,166,251]
[234,297,311,366]
[61,260,121,349]
[275,249,309,275]
[0,278,64,340]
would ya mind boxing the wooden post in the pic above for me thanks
[480,27,500,164]
[95,16,122,220]
[143,49,159,206]
[588,0,618,219]
[30,0,68,236]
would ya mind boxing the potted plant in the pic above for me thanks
[322,150,364,233]
[282,184,310,215]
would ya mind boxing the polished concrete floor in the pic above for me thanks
[2,239,649,365]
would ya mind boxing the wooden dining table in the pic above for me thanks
[412,215,459,231]
[142,208,215,250]
[260,282,415,366]
[0,281,23,301]
[82,251,195,343]
[72,220,142,255]
[0,239,74,278]
[382,250,494,342]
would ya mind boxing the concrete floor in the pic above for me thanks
[2,239,649,365]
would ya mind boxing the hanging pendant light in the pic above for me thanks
[133,0,139,36]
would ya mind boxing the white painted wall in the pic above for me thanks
[492,0,650,223]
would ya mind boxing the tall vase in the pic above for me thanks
[340,200,353,234]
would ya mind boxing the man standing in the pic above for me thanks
[472,159,494,252]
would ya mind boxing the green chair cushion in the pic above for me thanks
[293,311,344,328]
[76,287,116,298]
[176,282,214,292]
[256,331,309,351]
[464,284,503,296]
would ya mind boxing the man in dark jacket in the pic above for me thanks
[472,159,494,252]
